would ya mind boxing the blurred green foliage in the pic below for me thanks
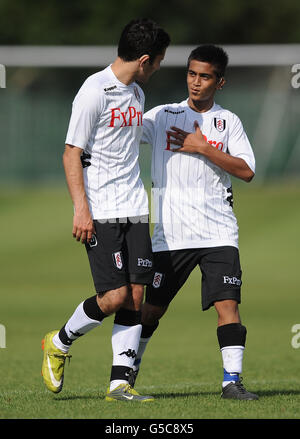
[0,0,300,45]
[1,1,300,184]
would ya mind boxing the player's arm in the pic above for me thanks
[63,144,95,243]
[168,122,254,182]
[64,87,103,242]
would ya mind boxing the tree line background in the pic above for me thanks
[1,0,299,183]
[0,0,300,45]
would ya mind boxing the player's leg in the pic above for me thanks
[41,219,129,394]
[106,216,155,401]
[130,249,199,387]
[108,284,143,391]
[41,288,126,394]
[200,246,258,400]
[214,298,241,326]
[128,302,168,386]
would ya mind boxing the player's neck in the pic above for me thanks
[188,97,214,113]
[111,57,138,86]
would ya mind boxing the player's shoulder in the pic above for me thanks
[163,100,188,114]
[211,103,243,128]
[80,66,115,94]
[144,100,187,120]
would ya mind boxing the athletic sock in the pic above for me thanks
[223,368,240,387]
[132,322,159,372]
[217,323,247,388]
[109,308,142,391]
[53,295,107,353]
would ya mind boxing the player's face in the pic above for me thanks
[136,51,166,83]
[187,60,224,105]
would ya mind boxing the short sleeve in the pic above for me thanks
[227,115,256,173]
[65,88,105,149]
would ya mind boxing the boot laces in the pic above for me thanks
[234,377,247,393]
[49,352,72,365]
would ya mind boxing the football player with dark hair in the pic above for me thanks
[131,44,258,400]
[41,18,170,402]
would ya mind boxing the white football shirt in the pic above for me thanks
[142,100,255,252]
[65,65,149,219]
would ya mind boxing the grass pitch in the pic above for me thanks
[0,181,300,420]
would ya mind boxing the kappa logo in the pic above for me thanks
[152,272,164,289]
[113,251,123,270]
[89,234,98,247]
[104,85,117,92]
[119,349,137,359]
[214,117,226,132]
[164,109,185,114]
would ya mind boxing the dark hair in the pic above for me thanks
[187,45,229,78]
[118,18,170,64]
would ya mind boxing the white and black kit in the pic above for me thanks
[86,216,154,293]
[141,99,255,309]
[65,65,153,291]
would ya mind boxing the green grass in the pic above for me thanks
[1,181,300,419]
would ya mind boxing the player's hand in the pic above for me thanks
[167,121,209,154]
[72,208,95,244]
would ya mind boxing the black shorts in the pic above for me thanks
[85,216,154,293]
[146,246,242,311]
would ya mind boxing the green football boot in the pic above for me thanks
[105,383,154,402]
[41,330,71,393]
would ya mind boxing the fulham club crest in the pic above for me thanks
[89,234,98,248]
[113,251,123,270]
[152,272,164,289]
[214,118,226,132]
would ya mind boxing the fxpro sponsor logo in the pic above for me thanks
[108,106,143,127]
[165,131,224,151]
[223,276,242,286]
[137,258,153,268]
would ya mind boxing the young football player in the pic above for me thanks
[131,44,258,400]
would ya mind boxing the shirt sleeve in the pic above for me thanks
[65,87,105,149]
[142,105,164,145]
[227,115,256,173]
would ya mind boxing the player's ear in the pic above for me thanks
[139,54,150,67]
[217,77,225,90]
